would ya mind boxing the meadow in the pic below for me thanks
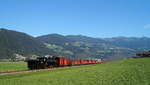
[0,58,149,85]
[0,62,28,72]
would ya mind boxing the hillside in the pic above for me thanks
[104,37,150,51]
[0,28,150,60]
[0,29,53,59]
[37,34,150,59]
[37,34,75,46]
[0,58,149,85]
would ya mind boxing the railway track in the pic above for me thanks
[0,65,84,76]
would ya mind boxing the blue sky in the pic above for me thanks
[0,0,150,37]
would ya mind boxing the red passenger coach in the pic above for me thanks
[57,57,71,66]
[56,57,102,66]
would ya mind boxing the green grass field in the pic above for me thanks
[0,58,150,85]
[0,62,28,72]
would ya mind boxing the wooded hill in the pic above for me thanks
[0,28,150,60]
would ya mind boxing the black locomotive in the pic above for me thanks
[27,56,59,70]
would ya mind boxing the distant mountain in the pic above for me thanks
[37,34,147,60]
[104,37,150,51]
[0,28,150,60]
[37,34,74,46]
[66,35,107,44]
[0,29,53,59]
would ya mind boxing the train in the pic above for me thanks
[27,56,102,70]
[136,50,150,58]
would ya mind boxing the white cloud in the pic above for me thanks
[144,24,150,29]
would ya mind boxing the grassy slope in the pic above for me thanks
[0,58,150,85]
[0,62,27,72]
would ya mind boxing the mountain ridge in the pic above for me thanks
[0,28,150,60]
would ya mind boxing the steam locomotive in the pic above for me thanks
[27,56,102,70]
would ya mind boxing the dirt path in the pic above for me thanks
[0,65,81,76]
